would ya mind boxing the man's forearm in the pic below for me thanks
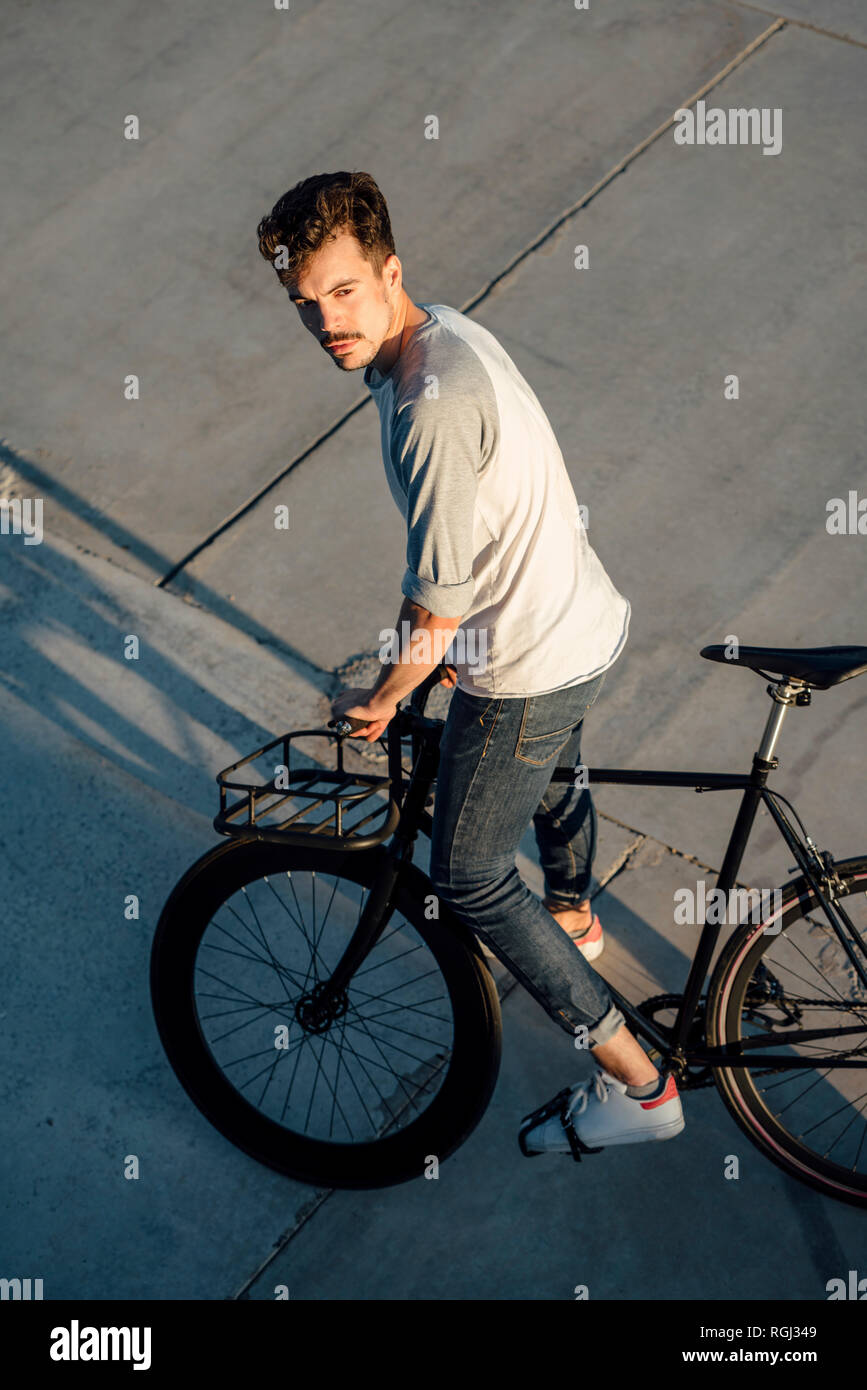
[369,596,462,707]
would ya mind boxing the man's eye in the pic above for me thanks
[295,291,351,307]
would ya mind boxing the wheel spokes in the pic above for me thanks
[740,895,867,1177]
[192,869,456,1144]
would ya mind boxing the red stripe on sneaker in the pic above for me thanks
[640,1075,679,1109]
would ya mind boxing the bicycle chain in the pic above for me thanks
[638,992,867,1091]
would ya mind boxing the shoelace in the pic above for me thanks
[564,1068,610,1123]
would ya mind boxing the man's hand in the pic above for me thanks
[330,687,398,742]
[439,664,458,688]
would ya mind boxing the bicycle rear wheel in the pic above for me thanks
[150,838,502,1189]
[706,855,867,1208]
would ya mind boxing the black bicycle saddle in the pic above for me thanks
[700,644,867,690]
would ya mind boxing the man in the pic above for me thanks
[256,171,684,1156]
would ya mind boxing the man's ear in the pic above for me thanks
[383,252,401,293]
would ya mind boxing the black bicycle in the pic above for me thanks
[150,642,867,1206]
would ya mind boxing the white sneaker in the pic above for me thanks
[519,1067,684,1158]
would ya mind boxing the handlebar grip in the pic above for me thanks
[328,714,372,737]
[330,662,456,735]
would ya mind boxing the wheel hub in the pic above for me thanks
[295,981,349,1034]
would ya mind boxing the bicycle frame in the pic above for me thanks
[544,762,867,1070]
[557,676,867,1071]
[327,674,867,1075]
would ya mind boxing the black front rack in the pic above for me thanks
[214,727,400,850]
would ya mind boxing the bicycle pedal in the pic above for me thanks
[518,1086,605,1162]
[519,1085,571,1129]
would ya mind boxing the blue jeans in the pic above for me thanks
[429,671,626,1048]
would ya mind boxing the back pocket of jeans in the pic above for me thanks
[513,699,578,766]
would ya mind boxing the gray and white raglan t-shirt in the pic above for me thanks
[363,302,630,699]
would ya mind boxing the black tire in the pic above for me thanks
[150,838,502,1189]
[706,855,867,1209]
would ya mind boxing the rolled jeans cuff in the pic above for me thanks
[544,894,589,911]
[587,1002,626,1048]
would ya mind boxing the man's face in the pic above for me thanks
[287,230,398,372]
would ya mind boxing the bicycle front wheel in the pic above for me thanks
[706,855,867,1209]
[150,838,502,1189]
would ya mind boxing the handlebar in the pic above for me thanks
[328,662,454,739]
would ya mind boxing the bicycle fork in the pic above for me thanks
[311,727,441,1011]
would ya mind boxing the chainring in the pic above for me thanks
[637,993,716,1090]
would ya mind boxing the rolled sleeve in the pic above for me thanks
[401,568,474,617]
[391,390,480,619]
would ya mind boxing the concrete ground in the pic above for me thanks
[1,0,865,1299]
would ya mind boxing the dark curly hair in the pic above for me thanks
[256,171,396,290]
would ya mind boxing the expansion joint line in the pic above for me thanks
[161,18,785,588]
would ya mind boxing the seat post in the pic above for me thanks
[715,680,804,892]
[756,678,806,762]
[674,674,811,1049]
